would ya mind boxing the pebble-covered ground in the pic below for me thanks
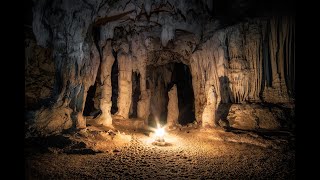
[25,127,295,179]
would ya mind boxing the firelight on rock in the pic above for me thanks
[153,127,166,146]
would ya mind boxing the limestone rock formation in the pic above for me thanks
[96,41,114,126]
[32,106,73,135]
[115,50,133,119]
[28,0,295,133]
[167,85,179,127]
[226,104,292,130]
[202,85,218,127]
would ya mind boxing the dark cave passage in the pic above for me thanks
[111,53,119,115]
[147,62,195,127]
[147,64,170,127]
[83,83,97,116]
[130,72,141,118]
[172,63,195,125]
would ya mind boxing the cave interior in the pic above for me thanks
[24,0,295,179]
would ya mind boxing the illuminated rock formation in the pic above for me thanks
[29,0,294,134]
[167,85,179,127]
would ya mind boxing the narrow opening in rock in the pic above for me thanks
[147,64,171,127]
[146,62,195,127]
[111,51,119,114]
[172,63,195,125]
[130,72,141,118]
[83,83,97,116]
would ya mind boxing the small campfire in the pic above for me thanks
[152,127,166,146]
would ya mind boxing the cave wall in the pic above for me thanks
[190,17,295,127]
[25,30,54,110]
[29,0,294,133]
[32,0,101,133]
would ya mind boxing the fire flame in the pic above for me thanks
[155,127,165,137]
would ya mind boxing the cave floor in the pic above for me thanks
[25,124,295,179]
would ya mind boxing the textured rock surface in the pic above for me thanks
[25,31,54,110]
[201,85,218,127]
[190,18,294,126]
[29,0,295,132]
[167,85,179,127]
[226,104,292,130]
[113,118,145,131]
[116,51,133,119]
[32,107,73,135]
[32,0,101,133]
[96,41,115,126]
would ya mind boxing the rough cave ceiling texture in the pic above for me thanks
[28,0,295,134]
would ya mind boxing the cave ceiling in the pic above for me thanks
[32,0,293,66]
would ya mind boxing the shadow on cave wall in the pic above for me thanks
[215,76,232,128]
[147,63,196,127]
[83,83,98,116]
[173,63,195,125]
[130,72,141,118]
[111,55,119,114]
[146,64,170,128]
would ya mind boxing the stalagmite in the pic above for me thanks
[202,85,217,127]
[96,40,114,127]
[29,0,294,134]
[167,85,179,127]
[190,31,224,124]
[116,48,133,119]
[26,1,295,177]
[137,69,151,120]
[131,34,150,123]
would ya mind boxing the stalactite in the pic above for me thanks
[144,0,152,16]
[190,17,294,125]
[288,17,292,94]
[130,34,150,121]
[285,16,295,97]
[279,16,288,83]
[161,24,175,47]
[30,0,295,134]
[100,23,116,42]
[269,17,279,85]
[258,33,263,98]
[263,16,293,103]
[190,32,224,125]
[243,21,262,101]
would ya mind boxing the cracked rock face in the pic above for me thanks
[29,0,295,134]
